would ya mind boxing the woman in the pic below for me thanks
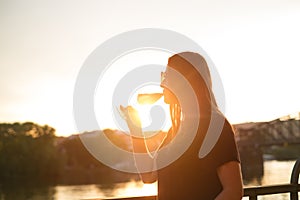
[121,52,243,199]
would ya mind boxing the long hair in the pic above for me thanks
[169,103,181,139]
[166,52,220,138]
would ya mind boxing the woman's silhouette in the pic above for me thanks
[121,52,243,199]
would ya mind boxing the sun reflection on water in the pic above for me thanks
[111,180,157,198]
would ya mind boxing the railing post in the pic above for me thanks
[249,195,258,200]
[290,157,300,200]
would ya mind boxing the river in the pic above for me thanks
[0,160,298,200]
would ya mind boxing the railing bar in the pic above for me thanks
[244,184,300,195]
[291,157,300,200]
[291,158,300,184]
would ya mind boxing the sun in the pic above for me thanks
[129,87,171,132]
[131,99,171,132]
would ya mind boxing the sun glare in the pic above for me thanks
[94,49,172,131]
[130,86,171,132]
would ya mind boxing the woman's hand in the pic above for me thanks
[119,105,142,138]
[119,105,158,183]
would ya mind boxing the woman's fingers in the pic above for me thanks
[119,105,141,125]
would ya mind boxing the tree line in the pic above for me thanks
[0,122,138,186]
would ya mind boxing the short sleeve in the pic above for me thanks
[207,119,240,168]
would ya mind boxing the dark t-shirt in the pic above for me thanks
[157,115,240,200]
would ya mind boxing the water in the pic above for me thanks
[242,160,297,200]
[0,160,298,200]
[55,181,157,200]
[247,160,295,186]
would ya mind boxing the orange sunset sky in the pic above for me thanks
[1,0,300,136]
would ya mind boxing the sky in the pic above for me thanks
[1,0,300,136]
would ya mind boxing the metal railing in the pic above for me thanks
[244,158,300,200]
[94,158,300,200]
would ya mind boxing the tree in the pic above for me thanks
[0,122,61,183]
